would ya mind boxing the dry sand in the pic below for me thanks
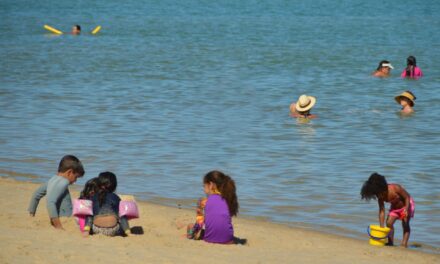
[0,177,438,264]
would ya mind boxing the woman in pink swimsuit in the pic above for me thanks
[361,173,414,247]
[401,55,423,79]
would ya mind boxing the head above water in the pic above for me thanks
[361,173,388,201]
[406,56,417,66]
[72,25,81,35]
[395,91,416,107]
[203,170,239,216]
[295,94,316,113]
[376,60,394,71]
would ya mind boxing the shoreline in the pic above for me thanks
[0,177,439,263]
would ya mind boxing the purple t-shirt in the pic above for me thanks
[203,194,234,244]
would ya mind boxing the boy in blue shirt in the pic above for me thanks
[28,155,85,229]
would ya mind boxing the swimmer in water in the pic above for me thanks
[372,60,394,77]
[290,94,317,119]
[401,56,423,79]
[71,25,81,35]
[395,91,416,115]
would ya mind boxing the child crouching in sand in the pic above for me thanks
[83,172,130,236]
[187,170,239,244]
[28,155,85,229]
[361,173,415,247]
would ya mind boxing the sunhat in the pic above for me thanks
[395,91,416,106]
[381,62,394,69]
[295,94,316,112]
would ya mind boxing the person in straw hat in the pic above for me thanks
[372,60,394,78]
[395,91,416,115]
[290,94,317,119]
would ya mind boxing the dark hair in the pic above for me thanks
[407,56,416,66]
[80,177,99,199]
[97,172,118,206]
[376,60,390,71]
[58,155,85,176]
[75,25,81,31]
[204,170,239,216]
[406,56,417,77]
[361,173,388,201]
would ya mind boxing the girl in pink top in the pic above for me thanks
[401,56,423,79]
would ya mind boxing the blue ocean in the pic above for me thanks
[1,0,439,250]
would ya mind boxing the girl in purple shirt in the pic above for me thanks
[187,170,239,244]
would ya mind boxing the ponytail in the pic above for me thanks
[204,171,239,217]
[96,172,118,206]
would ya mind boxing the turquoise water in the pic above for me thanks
[1,0,440,250]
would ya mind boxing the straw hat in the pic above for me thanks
[295,94,316,112]
[395,91,415,106]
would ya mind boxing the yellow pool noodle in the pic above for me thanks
[92,25,101,35]
[44,25,63,35]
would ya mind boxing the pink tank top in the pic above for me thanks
[401,67,423,78]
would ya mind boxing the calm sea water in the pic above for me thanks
[1,0,439,250]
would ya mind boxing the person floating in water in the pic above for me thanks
[372,60,394,77]
[71,25,81,35]
[401,56,423,79]
[361,173,415,247]
[290,94,317,119]
[395,91,416,115]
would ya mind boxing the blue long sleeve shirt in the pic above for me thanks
[28,175,72,218]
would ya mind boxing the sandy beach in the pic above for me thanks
[0,177,438,264]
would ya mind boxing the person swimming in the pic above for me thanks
[401,56,423,79]
[71,25,81,35]
[290,94,317,119]
[395,91,416,115]
[372,60,394,77]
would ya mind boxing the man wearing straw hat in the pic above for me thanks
[290,94,317,119]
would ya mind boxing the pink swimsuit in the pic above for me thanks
[401,67,423,78]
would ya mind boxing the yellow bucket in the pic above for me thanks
[367,225,390,246]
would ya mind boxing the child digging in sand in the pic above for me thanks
[83,172,130,236]
[361,173,415,247]
[28,155,85,229]
[187,170,239,244]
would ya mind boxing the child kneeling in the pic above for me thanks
[83,172,130,236]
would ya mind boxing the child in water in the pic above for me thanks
[361,173,415,247]
[290,94,317,119]
[83,172,130,236]
[401,56,423,79]
[372,60,394,77]
[187,171,239,244]
[395,91,416,115]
